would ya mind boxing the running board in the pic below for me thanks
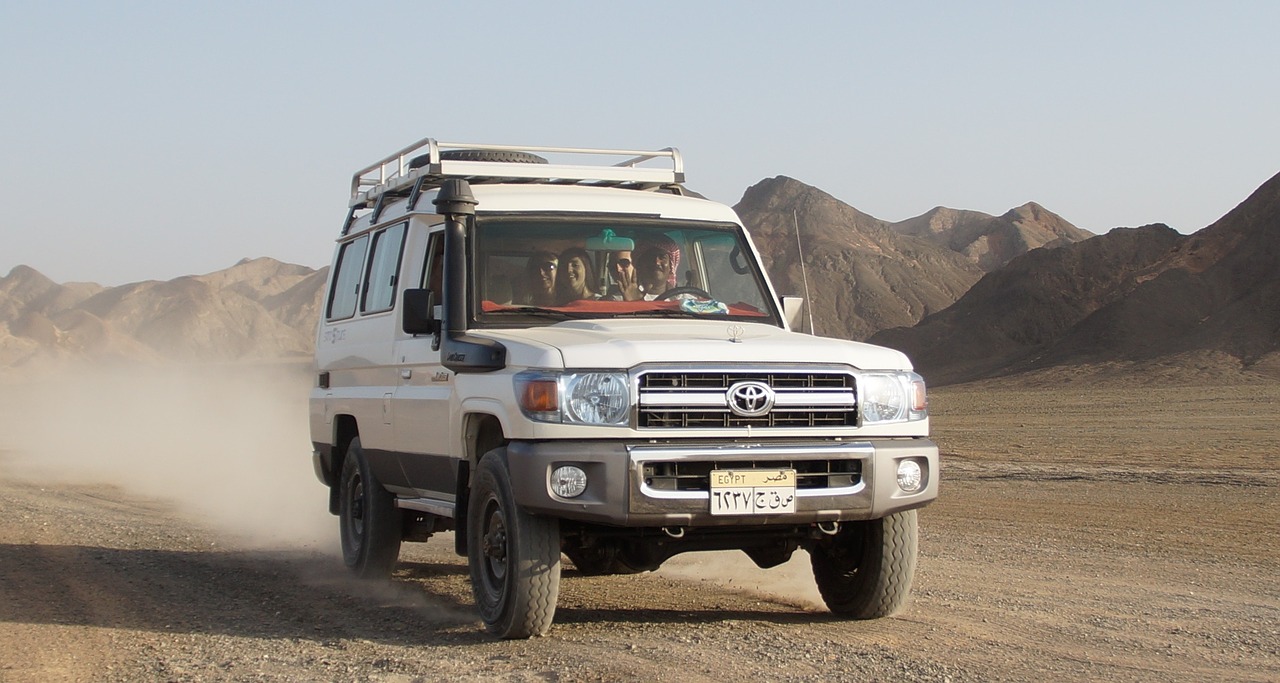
[395,497,456,518]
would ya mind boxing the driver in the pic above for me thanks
[633,234,681,300]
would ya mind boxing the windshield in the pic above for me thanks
[471,217,780,326]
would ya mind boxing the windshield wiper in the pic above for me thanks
[609,308,710,319]
[486,306,595,320]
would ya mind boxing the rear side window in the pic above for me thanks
[362,223,407,313]
[326,235,369,320]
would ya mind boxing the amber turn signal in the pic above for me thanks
[520,379,559,413]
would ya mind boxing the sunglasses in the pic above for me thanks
[537,261,557,271]
[610,258,632,268]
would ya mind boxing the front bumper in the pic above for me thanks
[506,438,938,527]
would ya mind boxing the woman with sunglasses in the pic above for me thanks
[517,250,559,306]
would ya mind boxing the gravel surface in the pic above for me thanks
[1,378,1277,682]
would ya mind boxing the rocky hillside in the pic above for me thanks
[0,258,325,371]
[872,170,1280,385]
[892,202,1093,271]
[735,177,985,340]
[734,177,1091,341]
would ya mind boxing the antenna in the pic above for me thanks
[792,210,816,334]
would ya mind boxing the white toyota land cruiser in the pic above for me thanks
[310,139,939,638]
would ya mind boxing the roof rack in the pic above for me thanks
[349,138,685,208]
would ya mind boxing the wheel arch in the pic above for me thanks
[456,412,508,555]
[328,414,359,515]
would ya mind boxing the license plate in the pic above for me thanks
[709,469,796,516]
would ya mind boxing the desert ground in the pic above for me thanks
[0,366,1277,682]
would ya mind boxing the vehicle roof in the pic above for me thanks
[344,183,741,237]
[469,184,739,221]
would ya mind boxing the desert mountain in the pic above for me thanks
[737,177,988,340]
[872,169,1280,385]
[8,171,1271,387]
[892,202,1093,271]
[0,265,104,320]
[0,258,325,370]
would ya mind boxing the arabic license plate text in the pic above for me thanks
[709,469,796,515]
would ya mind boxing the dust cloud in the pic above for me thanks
[0,362,832,608]
[0,362,334,550]
[659,549,826,610]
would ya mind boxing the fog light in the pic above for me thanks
[896,459,923,493]
[551,465,587,498]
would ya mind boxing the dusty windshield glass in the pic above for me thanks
[472,217,779,326]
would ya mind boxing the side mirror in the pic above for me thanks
[780,296,805,332]
[402,289,440,335]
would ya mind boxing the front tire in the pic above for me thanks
[810,510,918,619]
[338,437,402,578]
[468,448,561,638]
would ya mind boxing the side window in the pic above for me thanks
[423,231,445,293]
[326,235,369,321]
[362,223,407,313]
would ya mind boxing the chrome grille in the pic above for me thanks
[637,370,858,429]
[642,459,862,493]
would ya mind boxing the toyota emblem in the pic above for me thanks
[727,381,775,417]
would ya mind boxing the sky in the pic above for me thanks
[2,1,1278,285]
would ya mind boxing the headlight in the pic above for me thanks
[564,373,630,424]
[859,372,927,424]
[516,370,631,426]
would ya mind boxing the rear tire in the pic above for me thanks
[468,448,561,638]
[338,437,402,578]
[810,510,917,619]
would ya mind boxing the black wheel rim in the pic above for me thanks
[479,496,509,597]
[345,473,365,550]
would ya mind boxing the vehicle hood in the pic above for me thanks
[477,319,913,371]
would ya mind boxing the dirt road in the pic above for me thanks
[1,375,1277,682]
